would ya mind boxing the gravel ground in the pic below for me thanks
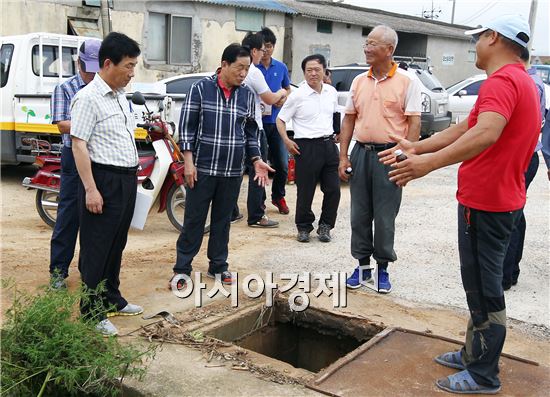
[258,157,549,331]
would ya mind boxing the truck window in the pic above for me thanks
[32,45,77,77]
[1,44,14,88]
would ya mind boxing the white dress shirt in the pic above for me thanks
[278,82,338,139]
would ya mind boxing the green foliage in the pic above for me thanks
[1,281,156,396]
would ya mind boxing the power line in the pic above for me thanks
[459,1,499,25]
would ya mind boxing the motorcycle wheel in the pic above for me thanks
[166,184,210,234]
[36,190,59,228]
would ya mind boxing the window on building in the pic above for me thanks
[235,9,264,31]
[317,20,333,34]
[468,50,476,63]
[1,44,14,87]
[149,12,192,64]
[362,27,371,36]
[31,45,76,78]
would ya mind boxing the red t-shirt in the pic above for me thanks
[457,63,541,212]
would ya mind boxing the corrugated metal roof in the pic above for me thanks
[192,0,297,14]
[278,0,472,40]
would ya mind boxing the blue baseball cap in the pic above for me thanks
[79,39,101,73]
[464,15,530,49]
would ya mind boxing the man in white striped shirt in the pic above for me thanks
[71,32,142,337]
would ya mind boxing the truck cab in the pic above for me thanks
[1,33,94,164]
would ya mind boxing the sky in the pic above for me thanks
[344,0,549,56]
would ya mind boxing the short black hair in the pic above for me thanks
[260,27,276,45]
[301,54,327,72]
[99,32,140,68]
[242,32,263,51]
[519,46,530,62]
[221,43,251,64]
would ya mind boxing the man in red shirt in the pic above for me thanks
[379,15,540,394]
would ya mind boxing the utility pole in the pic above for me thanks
[450,0,456,24]
[528,0,538,54]
[100,0,111,38]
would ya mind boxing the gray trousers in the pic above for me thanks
[349,144,402,265]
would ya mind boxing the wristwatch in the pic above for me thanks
[251,156,261,164]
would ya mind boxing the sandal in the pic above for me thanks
[436,370,501,394]
[435,350,465,370]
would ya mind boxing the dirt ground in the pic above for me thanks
[1,161,549,395]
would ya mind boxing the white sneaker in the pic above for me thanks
[107,303,144,317]
[96,319,118,337]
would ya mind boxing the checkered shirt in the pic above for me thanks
[50,73,86,147]
[70,74,138,167]
[178,74,260,177]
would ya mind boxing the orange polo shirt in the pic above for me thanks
[345,62,422,143]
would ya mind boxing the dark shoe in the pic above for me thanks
[231,213,244,223]
[249,215,279,228]
[297,230,310,243]
[272,197,290,214]
[346,266,372,289]
[168,273,189,291]
[317,224,332,242]
[377,268,392,294]
[207,270,234,285]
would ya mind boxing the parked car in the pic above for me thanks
[533,64,550,85]
[448,68,550,125]
[328,61,452,139]
[446,74,486,123]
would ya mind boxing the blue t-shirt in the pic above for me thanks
[257,58,290,124]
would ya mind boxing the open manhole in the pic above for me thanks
[206,299,384,373]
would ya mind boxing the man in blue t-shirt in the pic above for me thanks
[257,27,292,215]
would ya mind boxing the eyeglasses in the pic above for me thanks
[362,41,388,49]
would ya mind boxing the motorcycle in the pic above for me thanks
[22,92,202,233]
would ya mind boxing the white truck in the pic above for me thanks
[0,32,180,165]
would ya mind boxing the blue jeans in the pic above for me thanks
[264,123,288,201]
[50,145,80,278]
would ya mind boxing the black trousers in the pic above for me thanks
[174,173,241,275]
[78,165,137,319]
[502,152,539,287]
[294,137,340,232]
[458,204,519,388]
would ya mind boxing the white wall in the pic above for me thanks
[426,36,480,87]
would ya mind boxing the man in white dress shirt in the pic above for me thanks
[276,54,340,243]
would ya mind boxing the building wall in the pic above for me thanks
[1,0,285,83]
[426,36,480,87]
[291,16,366,83]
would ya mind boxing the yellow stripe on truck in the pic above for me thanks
[2,122,148,140]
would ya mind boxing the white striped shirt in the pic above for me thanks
[70,74,138,167]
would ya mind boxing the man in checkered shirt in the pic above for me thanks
[169,44,273,289]
[70,32,143,337]
[49,38,101,290]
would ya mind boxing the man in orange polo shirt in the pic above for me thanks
[338,25,421,293]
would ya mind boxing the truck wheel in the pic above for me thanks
[166,184,210,234]
[36,190,58,228]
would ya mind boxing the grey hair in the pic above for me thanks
[371,25,398,53]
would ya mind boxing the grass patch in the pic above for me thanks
[1,280,156,396]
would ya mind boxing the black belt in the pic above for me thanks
[356,141,397,151]
[92,162,138,174]
[295,135,334,141]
